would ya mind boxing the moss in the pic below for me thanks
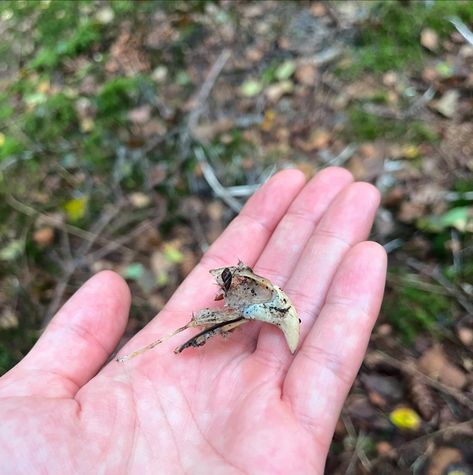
[347,106,438,143]
[383,276,453,343]
[347,0,473,75]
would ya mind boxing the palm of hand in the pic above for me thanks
[0,168,386,474]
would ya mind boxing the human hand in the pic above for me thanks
[0,168,386,474]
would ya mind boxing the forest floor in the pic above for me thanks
[0,1,472,473]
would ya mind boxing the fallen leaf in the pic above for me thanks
[418,206,473,233]
[0,308,18,330]
[128,105,151,124]
[458,326,473,347]
[376,441,393,456]
[95,6,114,24]
[419,344,467,389]
[152,65,168,83]
[33,227,55,247]
[295,63,317,86]
[240,79,263,97]
[129,192,151,208]
[432,90,459,118]
[421,27,439,51]
[275,60,296,81]
[265,80,293,102]
[163,243,184,264]
[402,144,421,159]
[64,196,87,222]
[0,239,23,261]
[80,117,94,133]
[427,447,463,475]
[260,109,276,132]
[389,407,421,431]
[398,201,425,223]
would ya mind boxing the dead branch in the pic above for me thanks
[407,257,473,315]
[375,350,473,411]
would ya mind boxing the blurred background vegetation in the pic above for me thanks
[0,0,472,472]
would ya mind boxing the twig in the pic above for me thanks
[371,418,473,465]
[44,201,126,323]
[83,214,163,264]
[342,416,372,474]
[375,350,473,411]
[194,146,242,213]
[406,257,473,315]
[320,145,357,167]
[362,86,435,120]
[180,49,231,160]
[6,194,135,255]
[449,16,473,46]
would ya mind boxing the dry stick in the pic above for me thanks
[372,418,473,466]
[407,257,473,315]
[375,350,473,411]
[180,49,231,159]
[343,415,371,475]
[83,215,162,264]
[6,194,135,255]
[44,201,126,323]
[194,146,243,212]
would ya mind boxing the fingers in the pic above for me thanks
[253,167,354,286]
[119,169,306,350]
[283,242,387,451]
[9,271,131,397]
[255,181,380,360]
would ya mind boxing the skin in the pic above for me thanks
[0,167,387,474]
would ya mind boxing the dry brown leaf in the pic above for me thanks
[458,327,473,347]
[408,373,437,420]
[421,28,439,51]
[295,63,317,86]
[418,344,467,389]
[128,105,151,124]
[398,201,425,223]
[376,441,393,456]
[0,308,18,330]
[427,447,463,475]
[265,80,294,103]
[432,90,460,118]
[33,227,55,247]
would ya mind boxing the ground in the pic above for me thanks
[0,1,472,473]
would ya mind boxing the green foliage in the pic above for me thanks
[97,76,150,119]
[348,106,438,143]
[24,93,77,143]
[30,21,100,70]
[349,0,473,74]
[383,278,453,343]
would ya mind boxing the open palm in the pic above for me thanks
[0,168,386,474]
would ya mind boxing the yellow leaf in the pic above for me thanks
[389,407,421,430]
[0,133,5,147]
[261,109,275,132]
[402,145,420,159]
[80,118,95,133]
[37,80,50,94]
[64,196,88,222]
